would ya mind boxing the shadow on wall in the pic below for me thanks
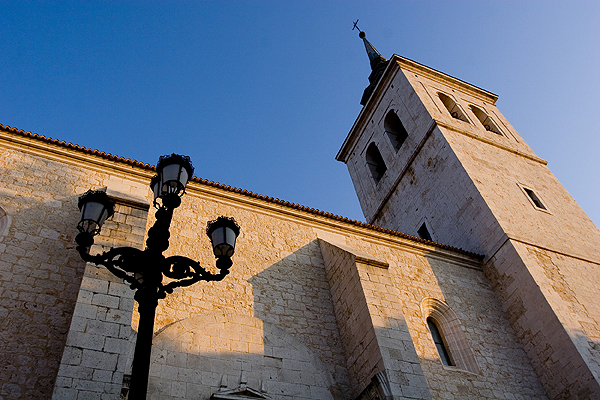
[148,314,335,400]
[421,252,551,399]
[0,189,89,399]
[145,240,350,400]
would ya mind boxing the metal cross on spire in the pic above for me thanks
[352,19,367,39]
[352,20,385,64]
[352,20,389,106]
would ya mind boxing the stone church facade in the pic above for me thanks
[0,37,599,400]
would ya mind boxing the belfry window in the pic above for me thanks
[438,93,469,123]
[366,143,387,183]
[384,110,408,151]
[470,105,503,135]
[427,318,453,366]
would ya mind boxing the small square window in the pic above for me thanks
[418,223,433,241]
[524,188,546,209]
[520,186,548,211]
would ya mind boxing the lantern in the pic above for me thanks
[206,216,240,258]
[77,190,115,236]
[152,154,194,201]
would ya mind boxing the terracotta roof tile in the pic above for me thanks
[0,123,483,260]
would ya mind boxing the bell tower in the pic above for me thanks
[337,31,600,399]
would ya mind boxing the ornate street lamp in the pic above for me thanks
[75,154,240,400]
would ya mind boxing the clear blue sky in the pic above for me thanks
[2,1,599,228]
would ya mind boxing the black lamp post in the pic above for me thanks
[75,154,240,400]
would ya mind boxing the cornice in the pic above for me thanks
[436,121,548,165]
[0,123,483,263]
[0,124,156,183]
[394,55,498,104]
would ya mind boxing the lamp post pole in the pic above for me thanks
[74,154,240,400]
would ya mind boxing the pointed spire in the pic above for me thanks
[353,20,387,71]
[353,21,389,106]
[359,31,387,70]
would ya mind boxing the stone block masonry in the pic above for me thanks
[0,137,151,400]
[0,127,554,400]
[52,201,149,400]
[319,239,431,400]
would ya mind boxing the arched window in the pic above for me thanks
[427,318,453,366]
[438,93,469,123]
[384,110,408,151]
[421,298,479,373]
[366,143,387,183]
[0,206,10,240]
[470,105,503,135]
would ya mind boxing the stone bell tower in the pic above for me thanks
[337,31,600,399]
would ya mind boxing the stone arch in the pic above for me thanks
[420,298,479,374]
[438,92,469,123]
[469,104,503,135]
[148,313,336,400]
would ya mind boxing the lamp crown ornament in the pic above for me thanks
[156,153,194,177]
[206,216,241,239]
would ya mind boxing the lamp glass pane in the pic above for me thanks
[212,227,236,257]
[83,201,106,223]
[179,168,189,186]
[162,181,180,195]
[225,227,237,251]
[152,180,160,200]
[211,227,225,249]
[79,220,99,234]
[98,208,110,226]
[161,163,181,183]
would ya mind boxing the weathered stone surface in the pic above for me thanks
[338,55,600,398]
[6,50,598,399]
[0,125,554,399]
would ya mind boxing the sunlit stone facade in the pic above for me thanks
[0,54,598,400]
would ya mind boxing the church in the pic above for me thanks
[0,31,599,400]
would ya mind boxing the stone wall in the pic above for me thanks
[340,237,546,399]
[0,132,151,399]
[52,201,149,399]
[436,84,600,397]
[1,129,550,399]
[319,239,431,400]
[338,56,600,398]
[139,183,547,399]
[141,192,353,400]
[485,241,600,399]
